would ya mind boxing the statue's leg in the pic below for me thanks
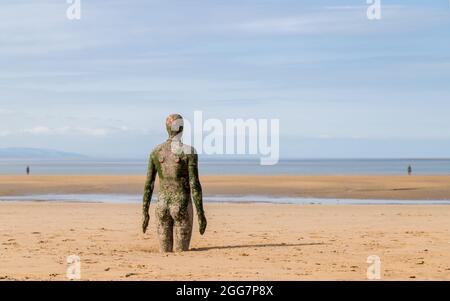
[155,202,174,253]
[172,201,193,252]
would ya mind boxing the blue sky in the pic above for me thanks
[0,0,450,158]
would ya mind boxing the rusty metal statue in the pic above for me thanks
[142,114,207,252]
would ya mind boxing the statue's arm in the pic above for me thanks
[142,153,157,233]
[188,152,207,235]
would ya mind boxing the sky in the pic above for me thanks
[0,0,450,158]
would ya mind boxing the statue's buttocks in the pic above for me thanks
[142,114,207,253]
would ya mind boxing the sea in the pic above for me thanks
[0,158,449,176]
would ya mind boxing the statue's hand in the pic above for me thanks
[142,212,150,234]
[199,215,207,235]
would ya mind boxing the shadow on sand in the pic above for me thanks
[191,242,326,252]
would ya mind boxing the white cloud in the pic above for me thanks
[0,108,14,115]
[22,126,52,135]
[71,127,108,137]
[234,5,447,35]
[323,5,405,11]
[0,1,120,56]
[236,10,371,35]
[0,72,87,79]
[20,126,115,137]
[0,130,12,137]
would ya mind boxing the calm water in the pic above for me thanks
[0,158,449,175]
[1,194,450,205]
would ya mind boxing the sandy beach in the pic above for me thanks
[1,175,450,200]
[1,175,450,280]
[1,202,449,280]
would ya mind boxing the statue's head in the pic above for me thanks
[165,113,184,138]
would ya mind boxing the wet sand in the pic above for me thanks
[0,202,449,280]
[1,175,450,200]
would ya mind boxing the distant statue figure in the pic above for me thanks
[408,165,412,176]
[26,166,30,175]
[142,114,207,252]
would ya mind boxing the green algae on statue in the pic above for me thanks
[142,114,207,252]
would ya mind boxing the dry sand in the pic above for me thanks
[1,175,450,200]
[1,202,450,280]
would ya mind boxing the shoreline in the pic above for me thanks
[2,193,450,205]
[1,175,450,200]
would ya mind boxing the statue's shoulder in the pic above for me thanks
[182,144,197,156]
[150,143,166,159]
